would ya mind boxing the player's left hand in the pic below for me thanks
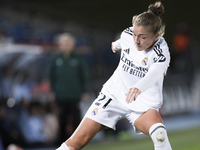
[125,87,141,103]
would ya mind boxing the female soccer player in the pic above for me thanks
[56,1,172,150]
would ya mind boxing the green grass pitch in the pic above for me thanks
[83,126,200,150]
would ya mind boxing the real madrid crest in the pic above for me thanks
[91,108,99,116]
[142,57,148,66]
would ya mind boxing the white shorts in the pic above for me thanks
[85,92,157,133]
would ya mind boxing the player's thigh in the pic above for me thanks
[66,117,103,150]
[134,109,163,135]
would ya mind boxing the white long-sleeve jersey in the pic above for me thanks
[102,27,170,112]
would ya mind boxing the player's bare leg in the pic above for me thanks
[134,109,163,135]
[134,109,172,150]
[57,117,103,150]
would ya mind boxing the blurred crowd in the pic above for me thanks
[0,3,200,150]
[0,4,119,149]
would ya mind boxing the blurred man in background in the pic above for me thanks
[48,33,89,143]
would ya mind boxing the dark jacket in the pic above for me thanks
[49,52,89,101]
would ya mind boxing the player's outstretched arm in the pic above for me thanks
[111,39,121,53]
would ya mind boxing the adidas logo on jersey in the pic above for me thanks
[123,48,130,54]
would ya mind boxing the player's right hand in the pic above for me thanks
[111,42,117,53]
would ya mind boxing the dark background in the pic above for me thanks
[0,1,200,149]
[1,0,200,46]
